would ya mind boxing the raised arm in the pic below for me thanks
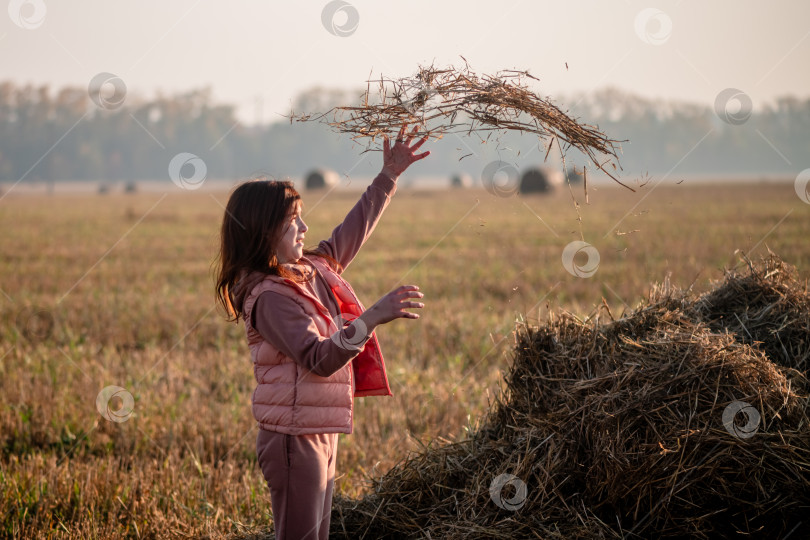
[316,124,430,270]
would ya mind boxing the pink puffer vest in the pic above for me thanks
[242,256,392,435]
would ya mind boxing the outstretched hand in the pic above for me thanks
[381,124,430,181]
[358,285,425,331]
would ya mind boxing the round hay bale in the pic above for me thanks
[305,168,339,190]
[519,166,564,194]
[124,181,138,194]
[450,173,473,188]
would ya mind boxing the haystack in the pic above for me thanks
[519,167,563,194]
[329,255,810,539]
[689,256,810,376]
[450,173,473,189]
[305,168,339,190]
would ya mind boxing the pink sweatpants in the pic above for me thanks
[256,428,339,540]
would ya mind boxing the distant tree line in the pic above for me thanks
[0,81,807,184]
[567,87,810,177]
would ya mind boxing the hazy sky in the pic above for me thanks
[2,0,809,125]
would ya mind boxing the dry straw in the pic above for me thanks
[290,61,630,191]
[329,255,810,538]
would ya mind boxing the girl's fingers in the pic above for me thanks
[399,289,423,295]
[396,284,420,292]
[383,135,390,154]
[412,151,430,161]
[395,289,423,298]
[410,136,429,152]
[405,125,419,144]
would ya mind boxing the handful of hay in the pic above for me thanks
[291,61,629,190]
[330,255,810,539]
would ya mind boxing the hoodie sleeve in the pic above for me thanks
[316,173,396,271]
[251,290,372,377]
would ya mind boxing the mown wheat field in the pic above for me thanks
[1,180,808,538]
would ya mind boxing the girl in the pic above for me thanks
[215,125,429,539]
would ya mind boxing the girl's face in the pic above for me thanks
[276,202,308,264]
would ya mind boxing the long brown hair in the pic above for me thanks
[214,179,333,322]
